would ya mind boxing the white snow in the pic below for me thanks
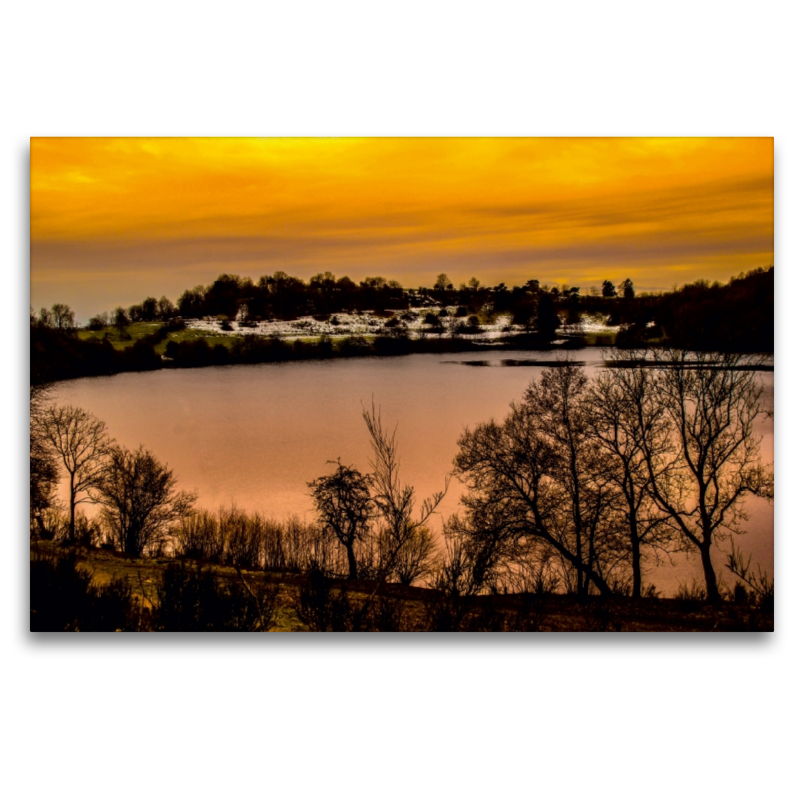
[184,309,619,341]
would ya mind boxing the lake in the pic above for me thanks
[52,348,774,594]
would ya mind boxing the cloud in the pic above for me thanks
[30,137,773,317]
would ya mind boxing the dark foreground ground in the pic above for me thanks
[30,541,773,632]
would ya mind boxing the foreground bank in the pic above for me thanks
[31,542,773,632]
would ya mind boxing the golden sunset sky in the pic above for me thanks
[30,137,773,320]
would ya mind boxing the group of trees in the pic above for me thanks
[37,268,773,350]
[32,267,773,389]
[87,296,178,330]
[174,272,408,321]
[86,266,772,350]
[297,349,773,605]
[81,271,640,330]
[30,399,195,556]
[447,351,773,602]
[31,306,169,385]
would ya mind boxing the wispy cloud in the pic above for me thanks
[30,137,773,318]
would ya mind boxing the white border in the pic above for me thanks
[4,3,796,798]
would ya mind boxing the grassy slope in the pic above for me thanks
[78,323,240,354]
[30,541,773,632]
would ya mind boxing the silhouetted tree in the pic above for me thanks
[643,350,773,601]
[30,385,58,533]
[602,280,617,298]
[113,306,129,331]
[178,286,206,318]
[308,460,373,579]
[618,278,635,300]
[587,351,677,597]
[536,292,560,338]
[140,296,159,320]
[94,445,196,556]
[454,362,622,597]
[40,405,111,542]
[156,295,176,320]
[87,311,110,330]
[362,402,444,584]
[50,303,76,331]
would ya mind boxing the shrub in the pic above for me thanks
[296,566,402,632]
[153,561,278,631]
[172,510,225,562]
[30,549,135,631]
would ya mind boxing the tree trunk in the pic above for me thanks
[631,527,641,599]
[69,474,76,543]
[700,540,720,602]
[346,544,358,580]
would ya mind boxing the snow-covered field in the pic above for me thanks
[185,308,621,341]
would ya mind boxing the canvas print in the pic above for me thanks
[29,137,774,632]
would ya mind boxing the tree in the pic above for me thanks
[113,306,129,331]
[536,291,560,338]
[362,402,444,585]
[586,352,677,597]
[41,405,111,542]
[30,385,58,533]
[618,278,635,300]
[36,304,76,330]
[157,296,176,320]
[87,311,110,330]
[433,273,453,304]
[50,303,76,331]
[94,445,196,556]
[308,460,373,579]
[602,280,617,298]
[454,362,624,597]
[643,350,773,601]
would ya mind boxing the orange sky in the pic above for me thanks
[30,137,773,319]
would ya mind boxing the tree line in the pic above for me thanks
[30,267,773,386]
[39,264,773,346]
[31,350,773,614]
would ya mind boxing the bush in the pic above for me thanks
[30,550,135,631]
[172,510,225,562]
[173,509,335,575]
[153,561,278,631]
[296,566,402,632]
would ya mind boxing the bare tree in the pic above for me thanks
[587,351,679,597]
[454,362,624,597]
[94,445,196,556]
[362,402,446,585]
[644,350,774,602]
[50,303,76,331]
[308,460,373,579]
[30,384,58,534]
[41,405,111,542]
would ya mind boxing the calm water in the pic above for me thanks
[53,349,774,594]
